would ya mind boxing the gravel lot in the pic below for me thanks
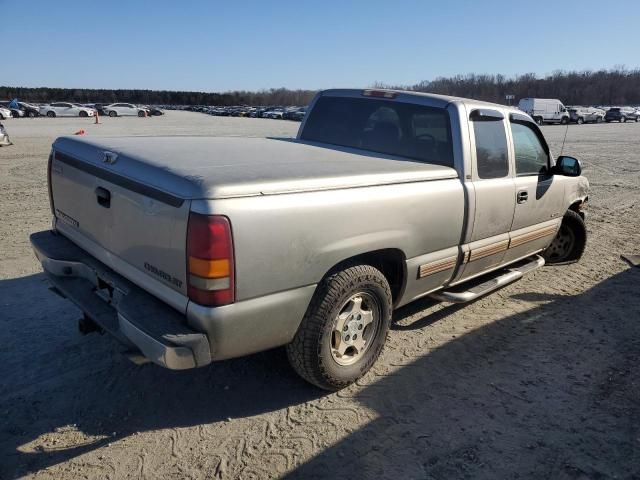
[1,112,639,479]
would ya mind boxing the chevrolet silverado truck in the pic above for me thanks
[31,89,589,390]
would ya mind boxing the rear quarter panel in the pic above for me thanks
[191,178,465,305]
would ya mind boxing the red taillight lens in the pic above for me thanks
[186,213,235,306]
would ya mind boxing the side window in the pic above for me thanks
[510,122,549,176]
[472,115,509,179]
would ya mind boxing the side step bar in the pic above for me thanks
[429,255,545,304]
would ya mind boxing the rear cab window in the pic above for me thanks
[470,110,509,179]
[301,96,454,167]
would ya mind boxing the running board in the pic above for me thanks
[429,255,545,304]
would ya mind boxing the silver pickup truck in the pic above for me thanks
[31,89,589,390]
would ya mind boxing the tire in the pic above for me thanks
[286,264,393,390]
[577,117,584,125]
[535,117,544,126]
[621,117,626,123]
[635,117,639,123]
[46,111,56,118]
[109,111,117,117]
[138,110,145,117]
[596,116,603,123]
[560,117,569,125]
[79,111,88,118]
[543,209,587,264]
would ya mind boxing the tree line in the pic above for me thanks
[2,68,639,106]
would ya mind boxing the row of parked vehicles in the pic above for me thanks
[517,98,640,125]
[0,101,165,119]
[186,105,307,121]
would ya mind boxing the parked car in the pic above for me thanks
[263,107,285,119]
[18,102,41,117]
[518,98,570,125]
[31,88,589,390]
[146,106,164,116]
[290,107,307,121]
[39,102,95,118]
[0,102,25,118]
[0,106,12,120]
[604,107,639,123]
[567,106,605,124]
[103,103,149,117]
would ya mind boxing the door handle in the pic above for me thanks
[95,187,111,208]
[517,190,528,204]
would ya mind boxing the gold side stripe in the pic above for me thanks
[468,239,509,262]
[509,225,557,248]
[418,256,458,278]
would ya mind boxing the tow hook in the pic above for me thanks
[78,314,103,335]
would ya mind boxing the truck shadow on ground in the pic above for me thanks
[286,267,640,479]
[1,268,639,479]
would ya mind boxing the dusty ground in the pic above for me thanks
[1,112,639,480]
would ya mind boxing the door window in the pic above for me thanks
[472,115,509,179]
[510,122,549,176]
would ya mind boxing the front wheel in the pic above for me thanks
[46,111,56,118]
[138,110,146,117]
[535,117,544,126]
[543,210,587,263]
[621,117,626,123]
[286,265,392,390]
[79,111,88,118]
[560,117,569,125]
[577,117,584,125]
[108,111,117,117]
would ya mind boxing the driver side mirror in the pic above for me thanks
[555,156,582,176]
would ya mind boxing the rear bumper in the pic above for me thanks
[30,230,211,370]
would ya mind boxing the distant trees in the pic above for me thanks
[2,68,639,106]
[398,68,640,105]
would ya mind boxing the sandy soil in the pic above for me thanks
[1,112,639,480]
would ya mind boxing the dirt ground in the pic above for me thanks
[1,112,639,480]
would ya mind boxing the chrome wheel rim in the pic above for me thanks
[547,225,575,260]
[330,292,380,366]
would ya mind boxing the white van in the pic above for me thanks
[518,98,570,125]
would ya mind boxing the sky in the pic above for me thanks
[3,0,640,92]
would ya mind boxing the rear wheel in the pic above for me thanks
[560,117,569,125]
[621,117,626,123]
[46,111,56,118]
[596,116,603,123]
[138,110,146,117]
[79,111,88,118]
[109,111,117,117]
[577,117,584,125]
[286,265,392,390]
[535,116,544,126]
[544,210,587,263]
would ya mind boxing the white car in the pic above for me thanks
[0,106,12,120]
[39,102,95,118]
[103,103,148,117]
[263,108,284,119]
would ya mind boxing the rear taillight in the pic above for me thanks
[186,213,235,306]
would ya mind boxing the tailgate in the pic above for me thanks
[50,142,191,304]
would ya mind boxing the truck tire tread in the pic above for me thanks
[286,264,392,391]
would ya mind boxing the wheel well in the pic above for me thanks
[569,197,588,218]
[325,249,406,305]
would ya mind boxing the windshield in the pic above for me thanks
[301,96,454,167]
